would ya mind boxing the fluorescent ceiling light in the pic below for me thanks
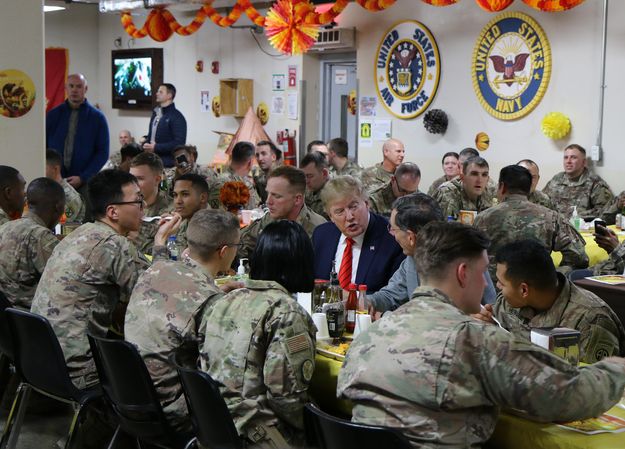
[44,6,66,12]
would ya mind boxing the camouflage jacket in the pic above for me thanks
[60,178,85,223]
[361,163,393,191]
[0,213,59,309]
[30,221,149,388]
[543,169,613,219]
[305,188,329,220]
[338,286,625,448]
[253,169,269,205]
[238,205,326,263]
[0,208,10,227]
[433,178,493,219]
[594,241,625,275]
[473,194,588,279]
[125,256,222,431]
[600,190,625,225]
[331,160,362,178]
[528,189,555,211]
[199,280,316,441]
[427,175,449,197]
[368,182,397,218]
[208,166,261,210]
[174,219,189,254]
[130,191,172,255]
[493,273,625,363]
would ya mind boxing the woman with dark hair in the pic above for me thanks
[199,220,316,448]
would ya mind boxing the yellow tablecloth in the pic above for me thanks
[311,353,625,449]
[552,227,625,267]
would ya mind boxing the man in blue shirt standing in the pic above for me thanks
[142,83,187,168]
[46,73,109,191]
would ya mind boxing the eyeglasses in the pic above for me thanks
[108,195,145,210]
[221,242,243,249]
[387,223,403,234]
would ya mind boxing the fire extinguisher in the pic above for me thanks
[277,129,296,166]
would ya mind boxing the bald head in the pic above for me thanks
[383,139,405,170]
[66,73,88,108]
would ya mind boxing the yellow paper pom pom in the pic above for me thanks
[541,112,571,140]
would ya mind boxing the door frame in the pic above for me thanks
[319,52,358,160]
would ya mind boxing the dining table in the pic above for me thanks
[574,277,625,326]
[551,227,625,267]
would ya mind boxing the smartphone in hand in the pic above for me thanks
[595,220,608,235]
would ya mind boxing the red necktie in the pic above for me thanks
[338,238,354,290]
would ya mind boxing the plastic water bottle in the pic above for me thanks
[570,206,580,231]
[167,235,179,261]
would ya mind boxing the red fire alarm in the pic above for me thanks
[211,61,219,74]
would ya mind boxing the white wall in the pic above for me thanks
[43,0,625,194]
[0,0,45,182]
[341,0,621,191]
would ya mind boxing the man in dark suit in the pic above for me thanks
[312,175,405,293]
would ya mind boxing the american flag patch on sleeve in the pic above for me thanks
[286,334,310,354]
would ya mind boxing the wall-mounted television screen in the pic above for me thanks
[112,48,163,110]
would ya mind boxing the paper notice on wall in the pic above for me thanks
[359,119,373,147]
[200,90,210,112]
[271,95,285,115]
[372,118,392,140]
[272,74,285,91]
[287,92,298,120]
[335,69,347,85]
[359,96,376,117]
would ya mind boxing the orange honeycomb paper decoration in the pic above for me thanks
[475,0,514,11]
[265,0,319,55]
[420,0,458,6]
[522,0,585,11]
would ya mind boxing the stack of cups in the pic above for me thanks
[312,312,330,340]
[354,314,372,338]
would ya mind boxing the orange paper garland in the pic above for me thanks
[356,0,397,12]
[475,0,514,11]
[420,0,459,5]
[522,0,585,11]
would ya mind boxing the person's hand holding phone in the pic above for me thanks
[594,221,619,254]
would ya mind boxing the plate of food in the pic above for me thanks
[316,337,352,361]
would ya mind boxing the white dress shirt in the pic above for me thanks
[333,214,370,285]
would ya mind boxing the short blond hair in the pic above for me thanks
[320,175,367,212]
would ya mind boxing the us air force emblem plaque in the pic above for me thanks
[472,12,551,120]
[375,20,441,120]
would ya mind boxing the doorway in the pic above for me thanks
[320,54,358,160]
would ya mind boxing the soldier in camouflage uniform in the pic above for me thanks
[129,153,173,255]
[338,222,625,448]
[238,166,325,263]
[0,178,65,309]
[46,149,86,222]
[427,151,459,196]
[253,140,282,204]
[543,144,613,219]
[361,138,405,190]
[474,165,588,280]
[300,151,330,220]
[433,156,494,219]
[125,209,240,432]
[30,170,175,388]
[0,165,26,226]
[327,137,362,178]
[163,145,217,196]
[171,173,209,252]
[517,159,555,211]
[200,221,316,448]
[600,190,625,225]
[477,239,625,363]
[208,142,261,210]
[368,163,421,218]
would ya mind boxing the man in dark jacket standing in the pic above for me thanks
[143,83,187,168]
[46,73,109,191]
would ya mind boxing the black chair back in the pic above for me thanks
[87,334,188,447]
[5,308,82,401]
[173,357,243,449]
[0,291,13,359]
[304,403,412,449]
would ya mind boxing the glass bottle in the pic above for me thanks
[345,284,358,333]
[357,284,368,314]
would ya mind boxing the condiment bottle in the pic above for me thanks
[357,284,368,313]
[345,283,358,333]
